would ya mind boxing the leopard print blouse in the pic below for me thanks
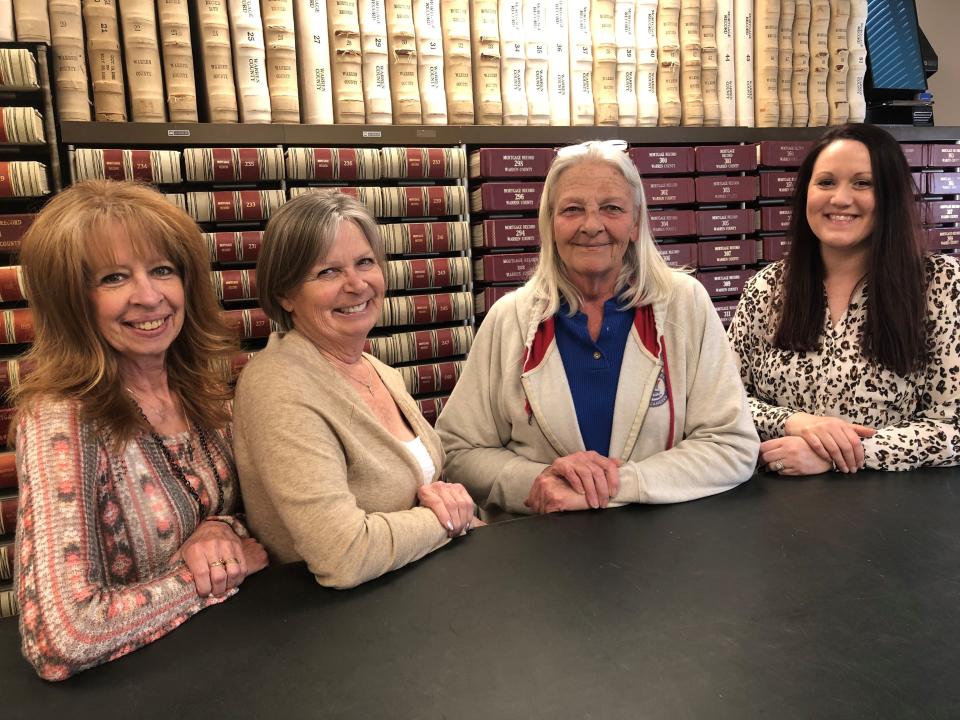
[728,253,960,471]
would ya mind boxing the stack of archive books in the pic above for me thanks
[468,147,551,320]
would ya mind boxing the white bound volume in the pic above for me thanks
[591,0,619,126]
[754,0,779,127]
[326,0,366,123]
[0,2,12,41]
[778,0,796,127]
[294,0,335,124]
[499,0,527,125]
[615,0,638,127]
[83,0,127,122]
[441,0,474,123]
[414,0,448,123]
[635,0,658,126]
[716,0,734,125]
[679,0,702,126]
[826,0,849,125]
[568,0,594,125]
[807,0,828,125]
[227,0,272,122]
[523,0,550,125]
[733,0,754,126]
[700,0,719,126]
[119,0,166,122]
[386,0,422,123]
[846,0,866,123]
[197,0,238,122]
[792,0,810,125]
[49,0,92,121]
[157,0,198,121]
[262,0,301,122]
[359,0,393,123]
[545,0,571,125]
[656,0,680,126]
[470,0,503,124]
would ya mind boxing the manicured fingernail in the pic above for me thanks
[446,521,454,531]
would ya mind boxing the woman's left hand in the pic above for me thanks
[173,520,247,598]
[760,436,833,476]
[418,481,477,537]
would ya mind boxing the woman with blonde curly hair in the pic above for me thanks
[13,180,266,680]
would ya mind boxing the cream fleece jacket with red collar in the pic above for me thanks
[435,272,759,515]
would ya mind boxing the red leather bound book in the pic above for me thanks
[473,218,540,248]
[926,144,960,168]
[471,182,544,212]
[648,210,697,238]
[641,177,696,206]
[759,172,798,199]
[760,206,793,232]
[712,299,739,326]
[761,235,791,261]
[0,308,33,344]
[657,242,698,269]
[628,146,696,175]
[469,148,555,178]
[0,452,15,490]
[695,209,756,236]
[694,144,757,173]
[696,268,757,298]
[757,141,812,167]
[694,175,759,203]
[698,239,758,267]
[474,252,539,283]
[0,214,35,253]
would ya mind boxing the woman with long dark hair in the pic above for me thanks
[729,123,960,475]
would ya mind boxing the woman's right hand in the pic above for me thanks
[418,481,477,537]
[544,451,622,508]
[784,412,876,473]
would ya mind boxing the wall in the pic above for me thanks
[915,0,960,126]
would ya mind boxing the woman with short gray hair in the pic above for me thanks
[436,140,759,518]
[233,191,480,590]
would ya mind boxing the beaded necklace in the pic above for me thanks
[130,397,225,519]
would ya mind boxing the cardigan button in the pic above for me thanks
[593,351,602,360]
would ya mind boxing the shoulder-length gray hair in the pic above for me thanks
[525,140,676,322]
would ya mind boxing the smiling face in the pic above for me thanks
[89,227,185,371]
[551,160,640,296]
[279,220,385,357]
[805,139,876,258]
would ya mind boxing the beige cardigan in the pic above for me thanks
[233,330,448,589]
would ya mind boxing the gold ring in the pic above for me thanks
[224,557,240,565]
[773,460,785,472]
[209,559,226,568]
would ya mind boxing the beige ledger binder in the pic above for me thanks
[657,0,681,126]
[294,0,335,124]
[441,0,474,123]
[807,0,828,125]
[470,0,503,123]
[679,0,702,126]
[82,0,127,121]
[846,0,865,123]
[414,0,448,123]
[635,0,658,126]
[262,0,301,122]
[700,0,719,126]
[546,0,571,125]
[716,0,734,125]
[157,0,198,121]
[615,0,638,127]
[791,0,810,125]
[386,0,422,123]
[826,0,849,125]
[327,0,366,123]
[524,0,550,125]
[499,0,527,125]
[754,0,779,127]
[13,1,51,42]
[227,0,272,122]
[778,0,796,126]
[197,0,239,122]
[733,0,754,126]
[0,2,12,41]
[591,0,618,125]
[359,0,393,123]
[49,0,92,121]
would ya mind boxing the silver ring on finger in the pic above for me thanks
[773,460,785,472]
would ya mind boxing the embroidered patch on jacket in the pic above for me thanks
[649,370,668,407]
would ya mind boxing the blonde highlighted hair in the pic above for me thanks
[11,180,236,441]
[526,140,677,323]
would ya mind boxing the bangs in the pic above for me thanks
[82,212,191,282]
